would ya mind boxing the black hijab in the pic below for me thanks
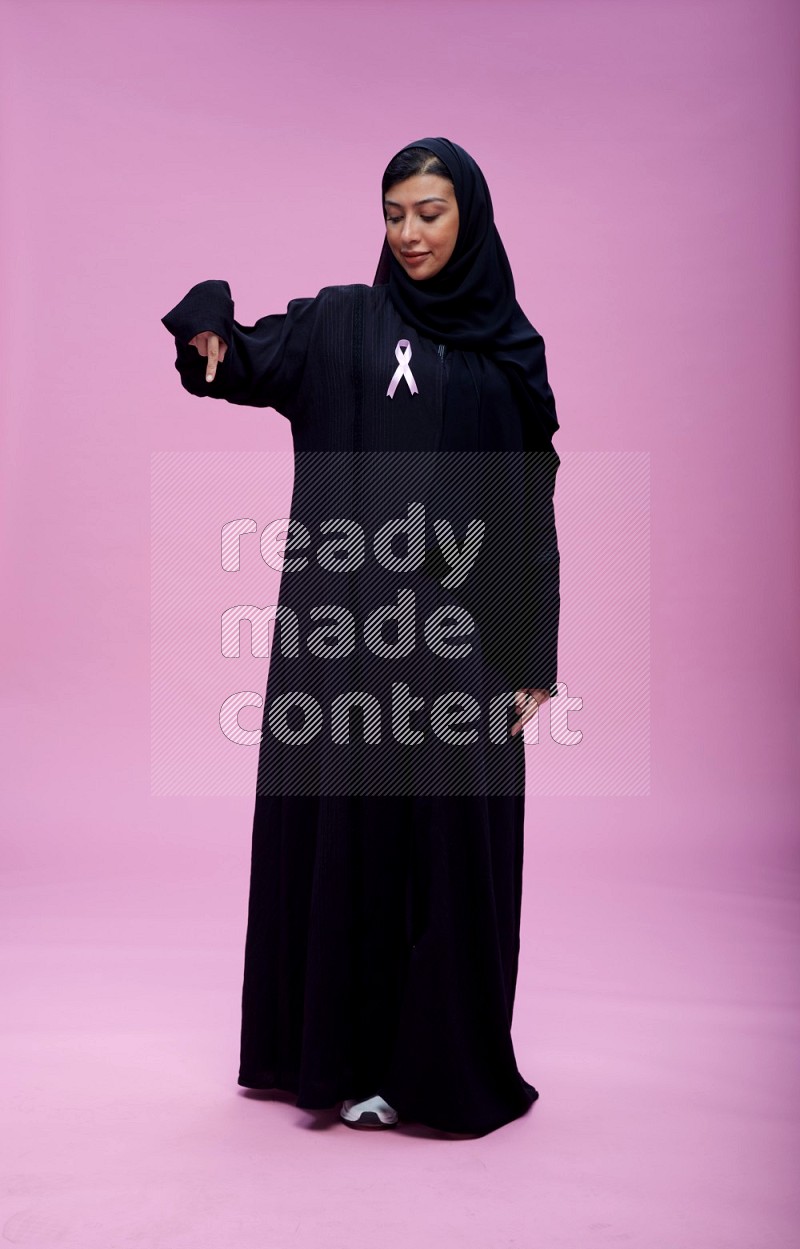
[372,136,559,447]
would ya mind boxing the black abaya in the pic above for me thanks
[161,275,560,1135]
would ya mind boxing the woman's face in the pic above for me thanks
[383,173,459,280]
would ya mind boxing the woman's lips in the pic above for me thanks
[403,253,429,265]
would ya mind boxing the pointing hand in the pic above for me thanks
[188,331,229,383]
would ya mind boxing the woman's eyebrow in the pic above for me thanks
[383,196,450,208]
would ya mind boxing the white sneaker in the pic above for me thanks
[340,1094,398,1129]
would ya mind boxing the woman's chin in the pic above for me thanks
[409,265,439,282]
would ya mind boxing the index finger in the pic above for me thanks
[205,333,219,383]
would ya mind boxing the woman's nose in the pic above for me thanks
[401,219,420,244]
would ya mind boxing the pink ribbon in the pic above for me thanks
[386,339,419,399]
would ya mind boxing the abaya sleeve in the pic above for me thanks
[161,279,318,421]
[522,448,561,697]
[466,447,560,700]
[514,350,561,697]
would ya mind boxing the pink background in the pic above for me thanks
[1,0,798,1245]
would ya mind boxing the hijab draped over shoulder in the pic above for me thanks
[372,136,559,449]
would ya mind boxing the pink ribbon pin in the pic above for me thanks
[386,339,419,399]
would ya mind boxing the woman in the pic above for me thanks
[161,137,561,1136]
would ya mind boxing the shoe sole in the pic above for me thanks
[340,1110,397,1130]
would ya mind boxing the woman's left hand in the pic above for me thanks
[510,688,550,737]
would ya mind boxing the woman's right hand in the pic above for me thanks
[188,332,228,383]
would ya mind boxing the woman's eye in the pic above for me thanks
[385,215,440,225]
